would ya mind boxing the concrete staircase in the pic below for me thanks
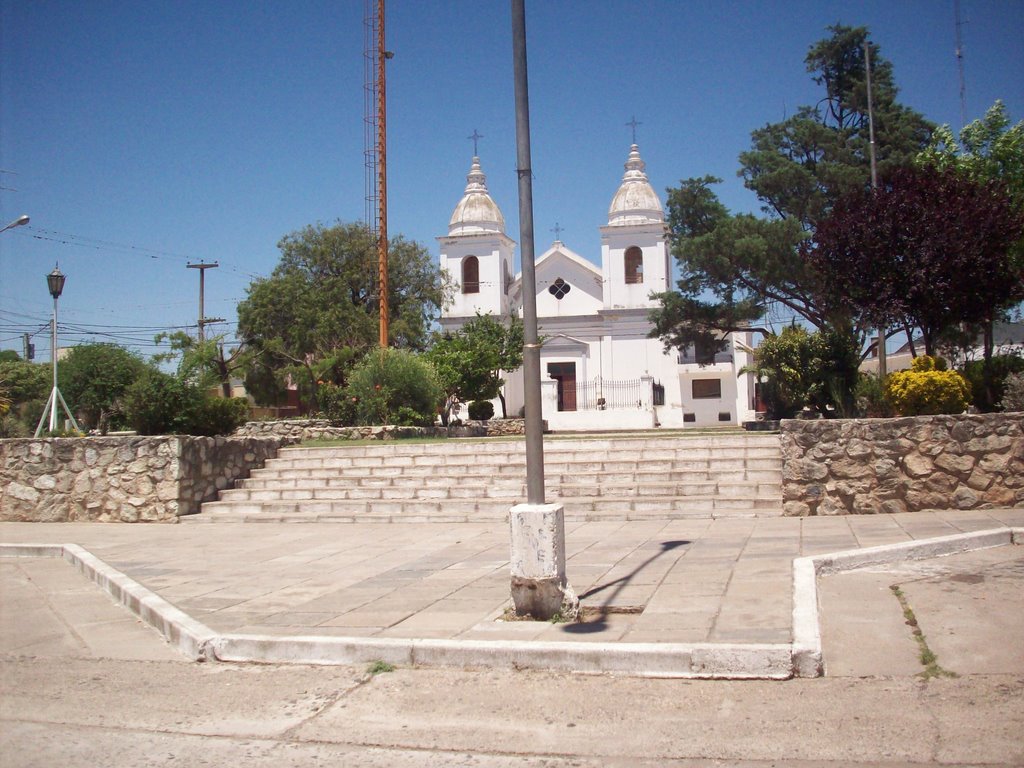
[185,433,784,523]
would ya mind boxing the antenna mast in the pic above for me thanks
[363,0,379,237]
[955,0,967,128]
[364,0,390,347]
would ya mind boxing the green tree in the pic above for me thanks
[0,360,50,436]
[652,25,933,406]
[918,100,1024,207]
[154,331,250,398]
[236,222,450,411]
[651,177,797,357]
[427,314,524,422]
[740,25,933,230]
[740,325,860,419]
[0,360,50,405]
[916,100,1024,395]
[58,343,148,433]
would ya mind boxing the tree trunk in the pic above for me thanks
[982,318,996,410]
[904,324,917,358]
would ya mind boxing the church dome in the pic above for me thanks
[607,144,664,226]
[449,156,506,235]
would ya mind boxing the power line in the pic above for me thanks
[24,227,263,280]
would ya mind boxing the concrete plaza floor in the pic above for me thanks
[4,509,1024,766]
[2,508,1022,666]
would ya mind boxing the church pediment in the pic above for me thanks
[509,242,604,310]
[541,332,590,352]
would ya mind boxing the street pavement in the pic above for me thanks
[1,509,1023,766]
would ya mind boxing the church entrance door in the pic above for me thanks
[547,362,577,411]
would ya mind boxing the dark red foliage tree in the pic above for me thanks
[809,165,1024,356]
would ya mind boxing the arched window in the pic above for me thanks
[624,246,643,284]
[462,256,480,294]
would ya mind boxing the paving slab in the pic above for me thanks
[1,509,1022,678]
[818,542,1024,677]
[0,559,182,662]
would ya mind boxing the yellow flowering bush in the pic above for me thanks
[884,356,971,416]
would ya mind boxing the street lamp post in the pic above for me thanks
[34,265,80,436]
[0,215,30,234]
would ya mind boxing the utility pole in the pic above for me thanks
[187,262,223,342]
[865,40,886,378]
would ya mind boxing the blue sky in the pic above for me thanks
[2,0,1022,361]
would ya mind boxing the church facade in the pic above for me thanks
[438,145,757,430]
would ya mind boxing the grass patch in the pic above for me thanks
[890,585,958,680]
[299,426,759,449]
[366,660,396,676]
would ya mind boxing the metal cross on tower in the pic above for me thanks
[626,115,642,144]
[468,129,484,156]
[551,222,563,241]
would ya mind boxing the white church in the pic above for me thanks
[438,144,758,431]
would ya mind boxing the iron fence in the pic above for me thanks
[574,377,650,410]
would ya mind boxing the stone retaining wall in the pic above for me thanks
[233,418,530,440]
[0,436,286,523]
[781,413,1024,516]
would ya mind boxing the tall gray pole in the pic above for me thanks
[507,0,575,622]
[511,0,545,505]
[865,40,886,378]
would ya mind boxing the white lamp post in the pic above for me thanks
[34,265,80,436]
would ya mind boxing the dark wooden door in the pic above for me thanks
[547,362,577,411]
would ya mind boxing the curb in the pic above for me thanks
[790,527,1021,678]
[4,528,1021,679]
[0,542,217,661]
[210,634,793,678]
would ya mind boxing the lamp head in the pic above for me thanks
[47,265,66,299]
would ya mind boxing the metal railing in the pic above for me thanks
[574,376,648,410]
[677,350,733,365]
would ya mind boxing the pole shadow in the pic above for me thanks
[562,539,690,635]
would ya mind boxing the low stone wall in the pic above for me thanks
[0,436,286,523]
[233,418,530,440]
[781,413,1024,516]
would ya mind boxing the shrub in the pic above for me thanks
[122,370,203,435]
[316,381,358,425]
[853,373,895,418]
[346,348,441,427]
[467,400,494,421]
[999,372,1024,412]
[961,354,1024,413]
[884,356,971,416]
[189,397,250,436]
[741,329,806,419]
[124,371,251,436]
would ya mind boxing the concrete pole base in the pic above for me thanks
[509,502,578,621]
